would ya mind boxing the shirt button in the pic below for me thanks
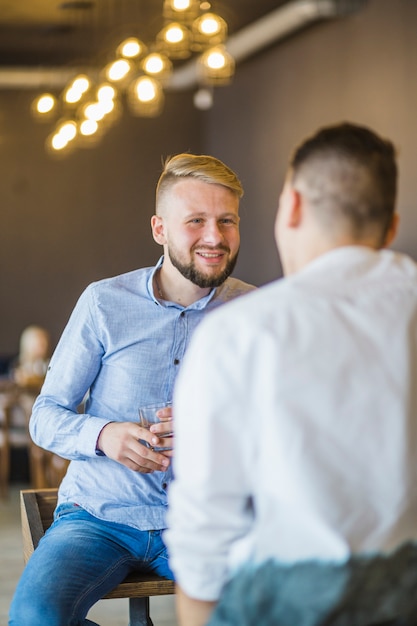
[174,358,180,365]
[180,311,185,317]
[162,482,168,490]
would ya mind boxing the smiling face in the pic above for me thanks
[153,177,240,288]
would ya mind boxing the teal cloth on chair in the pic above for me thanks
[208,542,417,626]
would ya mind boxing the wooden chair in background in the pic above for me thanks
[0,383,69,498]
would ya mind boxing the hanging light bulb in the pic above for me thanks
[71,75,90,93]
[104,58,132,82]
[56,120,78,142]
[31,93,58,121]
[80,118,99,136]
[96,83,116,102]
[46,119,78,156]
[198,45,235,84]
[63,74,91,105]
[163,0,200,23]
[192,13,227,50]
[156,22,192,59]
[35,94,56,114]
[132,76,159,101]
[51,134,68,150]
[173,0,191,8]
[82,102,106,122]
[127,76,165,117]
[142,52,173,80]
[78,94,117,138]
[77,117,105,149]
[96,84,120,125]
[38,0,233,157]
[116,37,147,59]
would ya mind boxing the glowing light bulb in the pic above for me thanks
[36,94,55,113]
[80,119,98,136]
[119,38,142,58]
[199,15,221,35]
[165,24,185,43]
[51,134,68,150]
[106,59,131,81]
[172,0,190,10]
[83,103,105,121]
[206,50,226,69]
[65,87,82,104]
[64,75,90,104]
[98,86,115,102]
[144,54,165,75]
[58,121,77,142]
[135,77,157,102]
[72,76,90,93]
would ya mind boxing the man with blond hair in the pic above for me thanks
[10,153,254,625]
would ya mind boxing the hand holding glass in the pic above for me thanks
[139,402,173,452]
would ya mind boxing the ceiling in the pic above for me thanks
[0,0,367,93]
[0,0,288,70]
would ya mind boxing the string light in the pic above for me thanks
[198,46,235,84]
[157,22,192,59]
[63,75,91,104]
[192,13,227,49]
[104,58,132,82]
[163,0,200,23]
[80,119,98,136]
[31,93,57,120]
[142,52,173,80]
[128,75,165,117]
[33,1,234,155]
[117,37,146,59]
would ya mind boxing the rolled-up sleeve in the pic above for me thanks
[30,285,111,459]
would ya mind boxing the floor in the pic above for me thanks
[0,484,178,626]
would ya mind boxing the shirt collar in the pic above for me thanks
[147,256,217,310]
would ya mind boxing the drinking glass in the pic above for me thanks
[138,401,173,452]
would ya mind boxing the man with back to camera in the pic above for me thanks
[165,123,417,626]
[9,153,255,625]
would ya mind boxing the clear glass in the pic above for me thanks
[138,401,173,451]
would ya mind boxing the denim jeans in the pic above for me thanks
[9,502,174,625]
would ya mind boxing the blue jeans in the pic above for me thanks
[9,502,174,625]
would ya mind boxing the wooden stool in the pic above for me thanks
[20,488,175,626]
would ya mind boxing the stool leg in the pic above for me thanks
[128,596,154,626]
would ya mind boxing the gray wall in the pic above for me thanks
[209,0,417,287]
[0,91,203,352]
[0,0,416,354]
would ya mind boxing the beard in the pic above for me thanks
[167,243,239,288]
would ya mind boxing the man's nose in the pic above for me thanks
[201,220,223,244]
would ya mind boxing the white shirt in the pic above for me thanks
[165,246,417,601]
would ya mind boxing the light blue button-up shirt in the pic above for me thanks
[30,257,254,530]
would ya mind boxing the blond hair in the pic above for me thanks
[156,153,243,214]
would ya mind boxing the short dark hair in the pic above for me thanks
[289,122,397,243]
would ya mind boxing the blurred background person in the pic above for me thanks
[11,325,51,391]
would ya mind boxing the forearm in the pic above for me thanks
[30,393,110,459]
[176,586,217,626]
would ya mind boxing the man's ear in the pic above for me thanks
[287,187,303,228]
[383,212,399,248]
[151,214,166,245]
